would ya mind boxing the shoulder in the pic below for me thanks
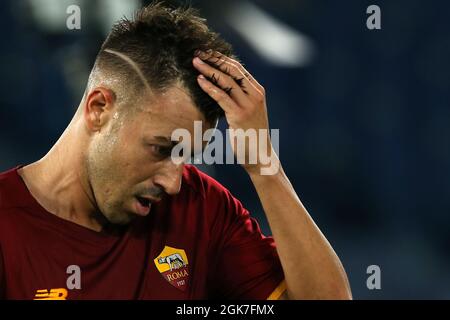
[0,166,27,244]
[178,165,247,224]
[0,166,23,211]
[181,165,233,202]
[179,165,248,226]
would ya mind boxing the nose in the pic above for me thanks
[153,160,183,196]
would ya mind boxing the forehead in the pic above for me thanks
[135,85,208,135]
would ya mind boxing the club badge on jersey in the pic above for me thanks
[154,246,190,291]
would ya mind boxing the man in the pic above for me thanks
[0,3,351,299]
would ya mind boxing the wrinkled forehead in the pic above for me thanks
[135,85,212,138]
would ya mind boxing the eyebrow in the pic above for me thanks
[146,135,207,158]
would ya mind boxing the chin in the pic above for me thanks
[109,214,135,225]
[102,208,135,225]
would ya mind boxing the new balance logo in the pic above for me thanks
[33,288,68,300]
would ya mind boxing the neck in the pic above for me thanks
[18,116,104,232]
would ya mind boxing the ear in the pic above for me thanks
[83,87,116,132]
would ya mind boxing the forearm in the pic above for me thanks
[248,163,352,300]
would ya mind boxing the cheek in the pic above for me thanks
[88,137,128,189]
[111,127,159,183]
[107,144,149,188]
[113,144,143,177]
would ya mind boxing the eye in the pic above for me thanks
[149,145,172,158]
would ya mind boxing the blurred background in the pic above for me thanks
[1,0,450,299]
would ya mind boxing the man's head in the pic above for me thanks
[78,2,235,225]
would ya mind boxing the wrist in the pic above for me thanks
[245,159,284,179]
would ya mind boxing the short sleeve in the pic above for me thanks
[207,188,285,299]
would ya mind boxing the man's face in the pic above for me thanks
[86,85,211,225]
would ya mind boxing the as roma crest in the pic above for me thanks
[154,246,189,291]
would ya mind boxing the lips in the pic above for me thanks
[134,196,152,216]
[137,196,151,207]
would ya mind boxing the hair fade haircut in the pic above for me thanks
[93,1,237,123]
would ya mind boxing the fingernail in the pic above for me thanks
[198,74,206,80]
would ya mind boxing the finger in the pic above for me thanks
[198,50,264,96]
[196,74,239,114]
[208,51,263,89]
[193,57,251,107]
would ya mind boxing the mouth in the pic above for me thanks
[134,196,152,216]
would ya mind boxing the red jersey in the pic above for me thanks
[0,165,285,300]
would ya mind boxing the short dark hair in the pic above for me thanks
[94,1,236,123]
